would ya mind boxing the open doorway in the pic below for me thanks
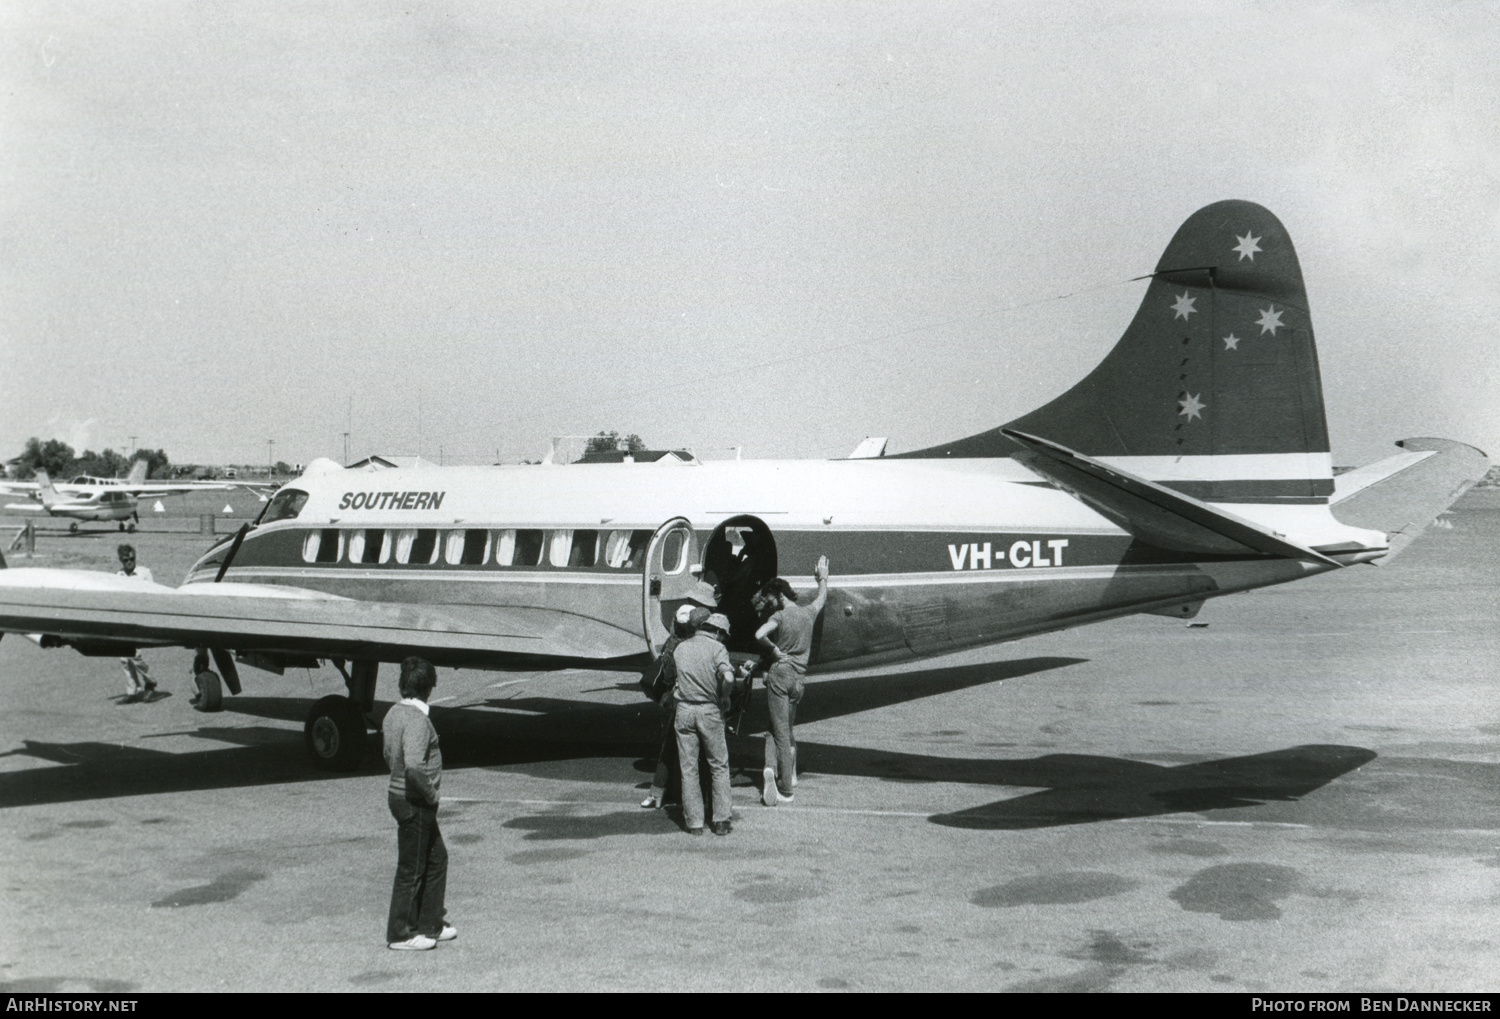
[700,515,778,654]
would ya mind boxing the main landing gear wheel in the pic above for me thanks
[193,670,223,712]
[304,695,367,772]
[126,522,136,533]
[69,522,79,533]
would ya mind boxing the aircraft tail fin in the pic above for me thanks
[898,199,1333,505]
[1330,438,1489,564]
[34,471,60,507]
[126,460,148,485]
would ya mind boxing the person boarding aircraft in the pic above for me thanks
[0,200,1486,769]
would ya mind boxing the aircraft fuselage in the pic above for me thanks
[41,491,138,524]
[184,458,1350,671]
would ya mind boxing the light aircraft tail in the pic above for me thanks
[126,460,148,485]
[34,470,60,508]
[900,199,1487,558]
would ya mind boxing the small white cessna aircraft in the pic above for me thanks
[3,470,142,532]
[3,461,239,532]
[0,200,1486,769]
[0,459,234,500]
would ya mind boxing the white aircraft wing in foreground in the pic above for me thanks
[0,569,645,666]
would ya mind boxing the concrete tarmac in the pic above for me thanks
[0,496,1495,992]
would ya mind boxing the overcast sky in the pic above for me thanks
[2,1,1496,468]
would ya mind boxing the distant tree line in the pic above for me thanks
[8,437,171,481]
[585,431,646,455]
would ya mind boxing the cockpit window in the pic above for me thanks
[259,489,309,524]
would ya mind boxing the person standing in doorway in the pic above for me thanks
[383,657,455,951]
[115,544,157,702]
[755,556,830,806]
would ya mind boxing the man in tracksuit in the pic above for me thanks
[383,657,456,950]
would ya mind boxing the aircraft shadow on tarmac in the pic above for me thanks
[0,653,1375,829]
[793,741,1379,829]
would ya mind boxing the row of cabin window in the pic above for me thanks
[300,527,670,570]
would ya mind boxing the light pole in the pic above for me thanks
[342,432,350,465]
[267,439,275,480]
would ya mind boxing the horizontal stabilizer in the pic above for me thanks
[1331,450,1436,503]
[1330,438,1489,564]
[1003,429,1341,566]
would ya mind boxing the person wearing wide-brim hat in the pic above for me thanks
[670,612,737,835]
[683,580,719,609]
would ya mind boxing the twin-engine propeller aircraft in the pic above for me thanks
[4,470,142,533]
[0,200,1486,769]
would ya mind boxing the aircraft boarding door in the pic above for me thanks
[642,517,699,655]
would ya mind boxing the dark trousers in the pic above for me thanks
[648,696,680,802]
[386,794,448,942]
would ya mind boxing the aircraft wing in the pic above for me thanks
[1330,437,1490,563]
[115,483,234,496]
[0,568,648,667]
[3,503,44,513]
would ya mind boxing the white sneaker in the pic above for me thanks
[389,935,437,951]
[640,795,661,809]
[776,790,795,805]
[762,768,778,807]
[436,925,457,942]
